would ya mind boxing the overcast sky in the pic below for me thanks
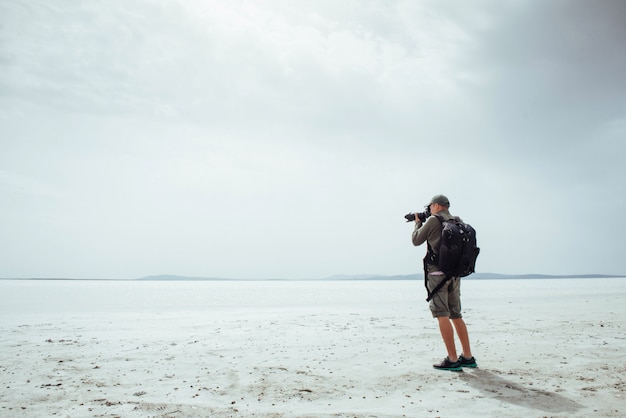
[1,0,625,279]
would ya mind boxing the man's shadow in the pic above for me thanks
[459,368,583,414]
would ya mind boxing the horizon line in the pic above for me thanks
[1,273,625,281]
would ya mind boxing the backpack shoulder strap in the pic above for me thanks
[427,214,444,254]
[424,213,448,302]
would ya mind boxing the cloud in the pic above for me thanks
[1,0,625,278]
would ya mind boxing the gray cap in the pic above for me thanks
[430,194,450,207]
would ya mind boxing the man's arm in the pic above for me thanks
[412,216,436,246]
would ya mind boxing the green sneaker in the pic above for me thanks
[459,354,477,368]
[433,357,462,371]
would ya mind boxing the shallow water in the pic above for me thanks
[1,277,624,315]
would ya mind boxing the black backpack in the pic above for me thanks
[434,215,480,278]
[424,215,480,301]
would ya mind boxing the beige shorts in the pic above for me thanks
[427,274,462,319]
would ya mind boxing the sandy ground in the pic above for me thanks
[1,278,625,417]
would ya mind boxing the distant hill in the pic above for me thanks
[469,273,625,280]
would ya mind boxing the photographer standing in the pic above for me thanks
[410,194,477,371]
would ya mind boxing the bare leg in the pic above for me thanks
[451,318,472,358]
[437,316,458,361]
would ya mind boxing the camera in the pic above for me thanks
[404,206,431,223]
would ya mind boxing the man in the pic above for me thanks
[412,194,477,371]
